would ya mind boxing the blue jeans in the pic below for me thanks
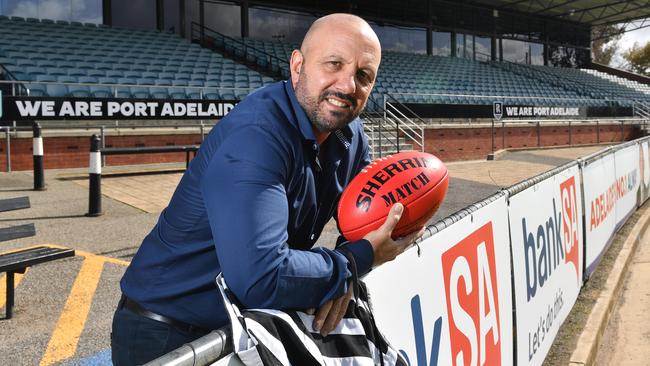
[111,305,209,365]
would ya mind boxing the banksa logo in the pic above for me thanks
[442,223,501,366]
[522,176,580,303]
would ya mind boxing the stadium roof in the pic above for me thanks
[469,0,650,26]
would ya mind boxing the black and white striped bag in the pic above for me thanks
[216,272,407,366]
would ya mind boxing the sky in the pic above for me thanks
[611,22,650,68]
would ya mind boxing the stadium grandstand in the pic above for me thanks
[0,0,650,163]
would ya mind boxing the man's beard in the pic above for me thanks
[295,71,363,133]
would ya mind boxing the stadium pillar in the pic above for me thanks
[491,37,497,61]
[33,123,45,191]
[426,1,432,56]
[87,135,103,217]
[543,43,549,65]
[3,126,10,173]
[241,1,249,37]
[451,32,457,57]
[199,0,205,42]
[156,0,164,31]
[179,0,186,38]
[499,38,503,61]
[103,0,112,26]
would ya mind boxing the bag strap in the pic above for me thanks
[340,249,360,303]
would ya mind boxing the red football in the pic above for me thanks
[338,151,449,241]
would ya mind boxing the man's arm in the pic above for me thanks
[201,125,354,310]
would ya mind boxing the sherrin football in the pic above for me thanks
[338,151,449,241]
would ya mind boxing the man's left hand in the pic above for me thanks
[306,284,354,336]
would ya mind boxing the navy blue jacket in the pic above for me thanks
[120,80,374,330]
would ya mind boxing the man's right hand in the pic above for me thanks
[363,203,425,267]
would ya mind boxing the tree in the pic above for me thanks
[591,25,624,65]
[623,41,650,76]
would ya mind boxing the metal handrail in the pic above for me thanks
[633,101,650,119]
[382,91,596,102]
[361,96,400,158]
[0,64,29,96]
[191,22,288,68]
[191,22,289,79]
[383,93,426,151]
[0,79,255,99]
[383,108,423,151]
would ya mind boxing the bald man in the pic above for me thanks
[111,13,423,365]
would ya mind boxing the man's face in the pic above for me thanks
[291,26,380,134]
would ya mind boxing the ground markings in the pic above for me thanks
[0,244,130,366]
[37,244,129,366]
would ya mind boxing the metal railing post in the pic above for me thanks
[200,121,205,142]
[597,120,600,144]
[100,126,106,167]
[4,127,10,172]
[87,135,103,217]
[537,120,541,147]
[396,117,400,153]
[491,119,495,154]
[33,123,45,190]
[568,120,572,145]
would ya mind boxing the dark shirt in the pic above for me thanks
[120,80,374,330]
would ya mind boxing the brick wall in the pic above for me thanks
[425,124,641,161]
[0,124,642,171]
[0,133,203,171]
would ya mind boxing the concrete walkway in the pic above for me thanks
[593,224,650,365]
[0,144,619,365]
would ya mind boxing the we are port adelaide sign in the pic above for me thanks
[364,195,514,366]
[0,96,238,120]
[508,165,583,366]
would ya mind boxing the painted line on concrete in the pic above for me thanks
[30,244,128,366]
[40,255,105,366]
[0,244,129,365]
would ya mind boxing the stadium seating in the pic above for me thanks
[582,68,650,97]
[218,37,650,108]
[0,16,274,99]
[1,16,648,109]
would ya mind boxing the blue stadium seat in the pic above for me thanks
[36,74,57,82]
[68,84,91,97]
[90,85,112,98]
[150,88,169,99]
[171,79,189,86]
[203,89,220,100]
[46,83,68,97]
[105,70,123,78]
[186,88,202,99]
[168,87,187,99]
[98,77,118,84]
[87,69,105,77]
[27,83,47,96]
[117,77,136,85]
[154,79,172,86]
[130,87,150,98]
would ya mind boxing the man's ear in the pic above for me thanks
[290,50,304,86]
